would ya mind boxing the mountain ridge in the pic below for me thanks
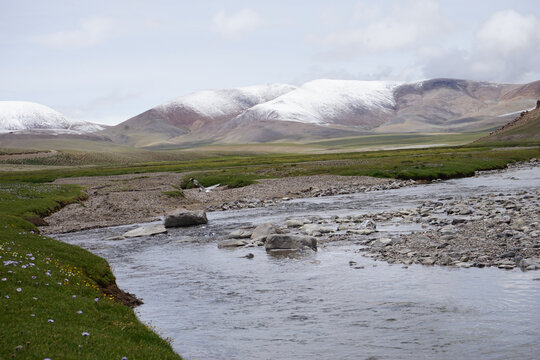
[110,78,540,146]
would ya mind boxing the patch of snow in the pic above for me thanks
[158,83,297,118]
[496,106,536,118]
[0,101,104,134]
[236,79,401,124]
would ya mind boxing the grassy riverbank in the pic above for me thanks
[0,183,181,359]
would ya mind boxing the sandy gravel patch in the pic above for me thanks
[41,173,398,234]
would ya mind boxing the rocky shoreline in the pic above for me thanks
[359,189,540,270]
[219,161,540,271]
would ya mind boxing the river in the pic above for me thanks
[55,164,540,360]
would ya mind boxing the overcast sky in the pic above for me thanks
[2,0,540,125]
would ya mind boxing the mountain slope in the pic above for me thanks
[234,79,399,125]
[106,84,296,147]
[0,101,104,134]
[476,101,540,142]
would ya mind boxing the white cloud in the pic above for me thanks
[35,17,120,48]
[316,0,451,58]
[423,9,540,82]
[212,9,264,39]
[476,9,540,55]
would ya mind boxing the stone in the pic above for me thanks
[371,238,394,248]
[228,229,253,239]
[285,219,308,227]
[251,223,280,242]
[300,224,334,236]
[347,229,376,235]
[106,235,126,241]
[359,219,377,229]
[123,224,167,238]
[439,226,456,236]
[265,234,317,251]
[519,258,540,270]
[164,209,208,228]
[218,239,249,249]
[420,257,436,265]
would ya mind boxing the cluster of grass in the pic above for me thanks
[0,148,42,155]
[162,185,185,198]
[0,183,181,359]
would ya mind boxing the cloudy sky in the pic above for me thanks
[2,0,540,125]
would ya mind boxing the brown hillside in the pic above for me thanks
[475,100,540,142]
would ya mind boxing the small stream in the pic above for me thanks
[55,165,540,360]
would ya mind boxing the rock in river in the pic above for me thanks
[164,209,208,228]
[265,234,317,251]
[123,224,167,238]
[218,239,249,249]
[251,223,280,242]
[228,228,253,239]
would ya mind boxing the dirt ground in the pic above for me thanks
[41,172,396,234]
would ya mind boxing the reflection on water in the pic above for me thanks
[56,165,540,360]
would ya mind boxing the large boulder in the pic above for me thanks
[265,234,317,251]
[123,224,167,238]
[251,223,280,242]
[164,209,208,228]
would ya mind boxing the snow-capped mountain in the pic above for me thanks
[109,78,540,146]
[0,101,104,134]
[107,83,297,147]
[158,83,297,119]
[236,79,400,125]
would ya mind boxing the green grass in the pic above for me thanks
[0,183,181,359]
[1,143,539,185]
[307,132,487,148]
[162,189,185,198]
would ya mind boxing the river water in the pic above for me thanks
[55,165,540,360]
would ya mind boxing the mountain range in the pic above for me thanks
[2,78,540,148]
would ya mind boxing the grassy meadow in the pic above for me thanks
[1,132,539,359]
[0,183,181,359]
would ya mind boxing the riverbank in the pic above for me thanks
[0,182,181,359]
[41,174,412,233]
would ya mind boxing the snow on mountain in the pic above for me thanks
[158,83,297,118]
[235,79,401,125]
[0,101,104,134]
